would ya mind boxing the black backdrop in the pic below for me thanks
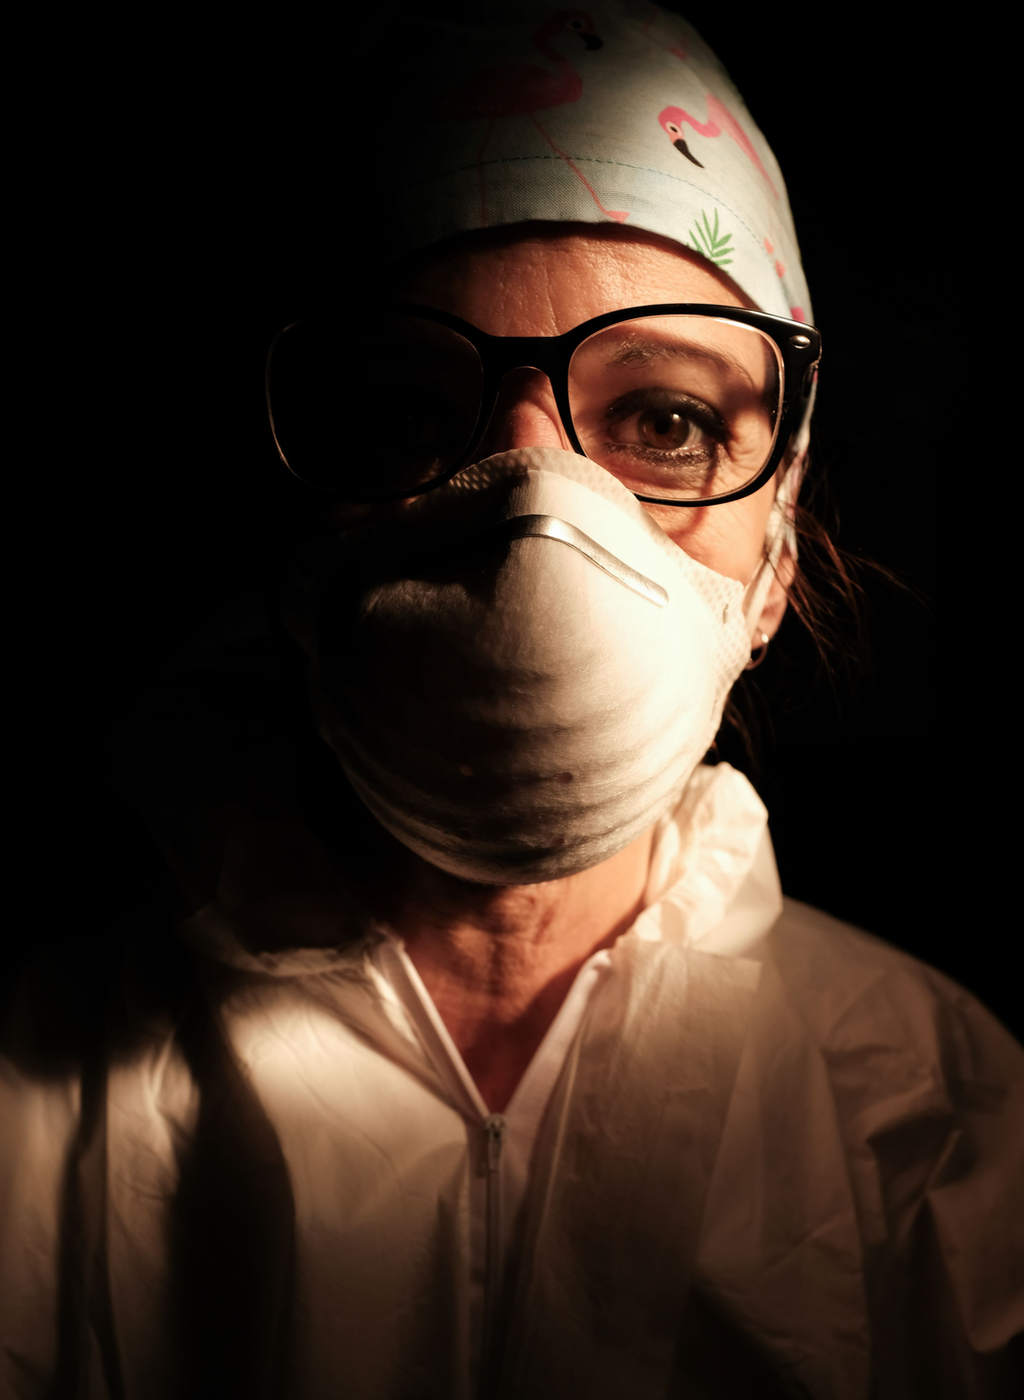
[42,7,1011,1036]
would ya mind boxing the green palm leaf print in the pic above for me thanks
[689,208,734,267]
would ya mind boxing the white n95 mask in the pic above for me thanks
[285,447,791,884]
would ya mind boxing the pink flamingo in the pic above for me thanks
[432,9,629,225]
[658,96,779,198]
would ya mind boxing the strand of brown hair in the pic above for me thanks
[718,444,916,770]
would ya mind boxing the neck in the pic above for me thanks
[383,830,654,1111]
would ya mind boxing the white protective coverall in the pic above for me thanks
[3,4,1021,1384]
[2,759,1022,1399]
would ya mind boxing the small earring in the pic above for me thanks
[745,632,770,670]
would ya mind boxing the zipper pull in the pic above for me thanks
[484,1113,506,1174]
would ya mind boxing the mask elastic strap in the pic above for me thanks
[741,455,804,640]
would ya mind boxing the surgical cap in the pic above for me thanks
[359,0,812,323]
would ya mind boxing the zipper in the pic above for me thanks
[480,1112,507,1388]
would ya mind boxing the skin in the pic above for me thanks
[371,224,795,1112]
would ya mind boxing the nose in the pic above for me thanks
[471,367,573,462]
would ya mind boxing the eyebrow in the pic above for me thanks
[600,334,755,385]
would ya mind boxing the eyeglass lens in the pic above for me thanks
[268,314,782,503]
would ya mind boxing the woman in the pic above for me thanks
[2,3,1020,1397]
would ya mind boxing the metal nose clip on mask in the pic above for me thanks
[289,447,787,884]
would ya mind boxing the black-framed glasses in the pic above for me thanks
[266,303,820,507]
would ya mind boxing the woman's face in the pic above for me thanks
[397,223,786,589]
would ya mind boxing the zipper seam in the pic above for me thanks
[481,1112,506,1393]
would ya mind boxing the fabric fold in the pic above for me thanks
[499,940,761,1398]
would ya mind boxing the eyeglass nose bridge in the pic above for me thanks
[460,331,587,472]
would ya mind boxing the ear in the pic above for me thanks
[756,544,796,641]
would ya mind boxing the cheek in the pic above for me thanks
[642,495,773,584]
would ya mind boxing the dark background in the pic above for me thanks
[40,8,1011,1034]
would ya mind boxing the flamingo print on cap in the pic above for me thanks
[362,2,811,327]
[432,9,629,225]
[658,97,778,198]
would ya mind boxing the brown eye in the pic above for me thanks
[636,409,706,451]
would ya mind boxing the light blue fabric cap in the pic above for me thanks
[362,1,812,322]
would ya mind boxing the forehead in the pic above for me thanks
[395,222,754,337]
